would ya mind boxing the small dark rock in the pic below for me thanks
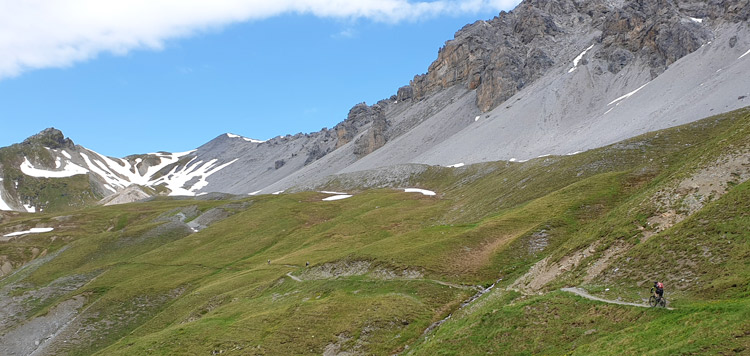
[729,35,738,48]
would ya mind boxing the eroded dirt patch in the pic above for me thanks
[509,242,600,294]
[643,149,750,241]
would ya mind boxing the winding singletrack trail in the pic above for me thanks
[561,287,673,310]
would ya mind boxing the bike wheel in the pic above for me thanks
[659,298,667,308]
[649,296,657,307]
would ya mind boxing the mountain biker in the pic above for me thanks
[653,281,664,301]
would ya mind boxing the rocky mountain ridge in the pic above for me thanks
[2,0,749,212]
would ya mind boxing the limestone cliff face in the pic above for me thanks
[333,102,390,156]
[353,106,388,158]
[407,0,747,112]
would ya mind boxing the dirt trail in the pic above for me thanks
[285,272,303,282]
[285,270,479,291]
[561,287,673,310]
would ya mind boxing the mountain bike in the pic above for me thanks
[649,288,667,308]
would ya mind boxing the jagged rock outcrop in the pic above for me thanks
[407,0,745,112]
[22,128,75,150]
[353,106,388,158]
[334,102,390,149]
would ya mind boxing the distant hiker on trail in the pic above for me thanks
[653,281,664,301]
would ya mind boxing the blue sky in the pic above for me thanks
[0,0,521,157]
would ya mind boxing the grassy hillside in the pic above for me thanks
[0,139,102,213]
[0,107,748,355]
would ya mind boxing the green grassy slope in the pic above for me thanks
[0,108,748,355]
[0,138,102,213]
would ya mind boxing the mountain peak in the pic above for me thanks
[225,133,265,143]
[22,127,75,149]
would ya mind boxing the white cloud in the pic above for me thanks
[0,0,521,79]
[332,28,358,39]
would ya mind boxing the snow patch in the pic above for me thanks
[321,191,348,195]
[569,44,594,73]
[566,151,582,156]
[604,108,614,115]
[404,188,436,196]
[23,204,36,213]
[474,116,480,122]
[0,192,12,211]
[322,195,352,201]
[227,133,265,143]
[608,82,650,106]
[3,227,54,237]
[55,157,62,169]
[739,48,750,60]
[272,191,284,195]
[447,163,465,168]
[20,157,89,178]
[60,150,72,159]
[689,17,703,23]
[248,190,262,196]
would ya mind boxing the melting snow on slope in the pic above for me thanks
[322,195,353,201]
[447,163,465,168]
[608,82,650,106]
[0,192,12,211]
[60,150,72,159]
[79,152,130,189]
[739,48,750,60]
[3,227,54,237]
[20,157,89,178]
[90,150,194,187]
[272,191,284,195]
[404,188,436,196]
[248,190,262,196]
[227,133,265,143]
[152,158,239,196]
[689,17,703,23]
[569,44,595,73]
[23,204,36,213]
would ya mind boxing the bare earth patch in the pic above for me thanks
[643,149,750,241]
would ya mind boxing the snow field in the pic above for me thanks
[20,157,89,178]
